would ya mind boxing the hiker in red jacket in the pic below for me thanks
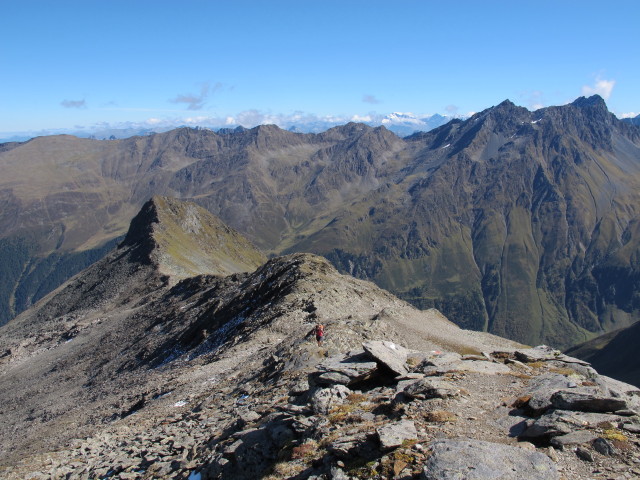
[314,324,325,346]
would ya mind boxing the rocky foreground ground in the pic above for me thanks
[4,337,639,480]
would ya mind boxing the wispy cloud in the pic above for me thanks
[619,112,638,119]
[445,104,459,115]
[61,99,86,109]
[362,94,381,104]
[519,91,545,110]
[582,76,615,100]
[170,82,222,110]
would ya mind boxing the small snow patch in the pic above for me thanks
[174,400,188,407]
[442,143,451,148]
[531,119,542,124]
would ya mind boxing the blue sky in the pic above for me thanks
[2,0,639,136]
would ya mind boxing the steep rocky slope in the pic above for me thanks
[1,198,640,480]
[2,97,640,351]
[566,320,640,388]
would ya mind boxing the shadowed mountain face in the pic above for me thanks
[565,320,640,387]
[2,96,640,348]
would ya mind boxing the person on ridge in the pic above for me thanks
[314,323,325,346]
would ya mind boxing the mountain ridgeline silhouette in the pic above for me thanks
[1,95,640,349]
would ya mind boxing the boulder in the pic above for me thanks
[316,351,378,386]
[403,377,461,399]
[422,438,558,480]
[593,437,617,456]
[376,420,418,450]
[549,430,597,449]
[521,410,625,440]
[514,346,589,366]
[550,391,628,413]
[363,340,409,376]
[310,385,352,415]
[526,374,581,414]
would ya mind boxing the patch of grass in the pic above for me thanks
[424,410,457,422]
[526,361,546,369]
[549,367,578,376]
[602,429,628,442]
[290,440,319,460]
[264,460,306,479]
[347,459,379,477]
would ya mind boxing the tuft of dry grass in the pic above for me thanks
[424,410,457,422]
[290,440,319,460]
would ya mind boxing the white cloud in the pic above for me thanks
[581,77,615,100]
[351,114,372,122]
[618,112,638,119]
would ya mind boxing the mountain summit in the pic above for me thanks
[120,195,267,279]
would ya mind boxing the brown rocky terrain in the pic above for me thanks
[1,198,639,479]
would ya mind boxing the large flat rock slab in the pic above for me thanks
[376,420,417,450]
[362,340,409,376]
[422,438,558,480]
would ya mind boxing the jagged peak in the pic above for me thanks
[119,196,266,279]
[571,94,608,110]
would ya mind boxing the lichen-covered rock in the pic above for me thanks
[310,385,352,415]
[376,420,417,450]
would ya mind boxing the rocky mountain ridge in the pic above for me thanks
[2,96,640,351]
[1,198,640,479]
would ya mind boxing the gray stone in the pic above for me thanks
[521,409,624,440]
[593,437,617,456]
[418,352,463,375]
[290,377,310,395]
[421,438,558,480]
[316,351,378,385]
[454,360,511,375]
[317,371,352,385]
[327,433,367,458]
[376,420,417,450]
[550,430,597,449]
[527,374,588,414]
[520,411,574,439]
[621,419,640,433]
[330,466,350,480]
[362,340,409,376]
[550,391,628,413]
[575,446,593,462]
[310,385,352,415]
[403,377,460,399]
[515,346,590,366]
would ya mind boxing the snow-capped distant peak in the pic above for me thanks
[382,112,422,125]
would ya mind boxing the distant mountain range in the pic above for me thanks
[1,95,640,351]
[0,112,454,143]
